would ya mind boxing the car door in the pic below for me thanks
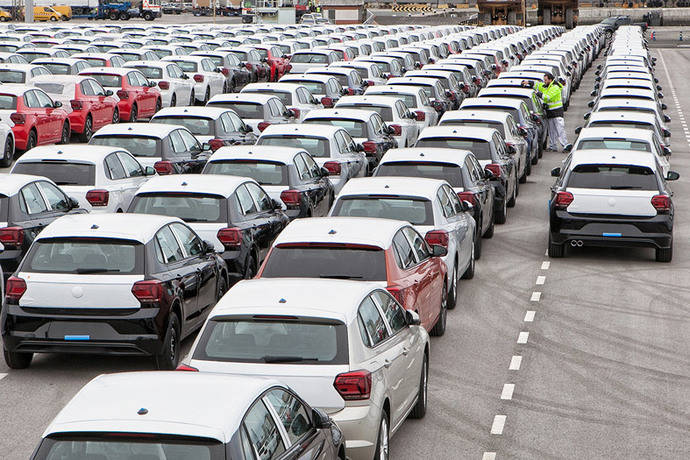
[78,79,100,126]
[34,89,61,141]
[177,128,206,170]
[23,90,49,143]
[402,226,442,328]
[245,181,284,259]
[15,182,52,252]
[241,396,288,460]
[86,79,109,127]
[467,155,492,230]
[441,184,473,269]
[117,151,148,210]
[301,152,330,216]
[103,153,127,210]
[340,130,367,178]
[390,229,424,317]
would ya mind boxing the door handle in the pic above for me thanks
[383,359,392,368]
[402,347,409,356]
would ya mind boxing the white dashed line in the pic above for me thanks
[481,452,497,460]
[500,384,515,400]
[530,291,542,302]
[509,355,522,370]
[536,275,546,285]
[0,373,6,381]
[491,415,507,434]
[517,332,529,344]
[524,310,536,322]
[541,261,550,270]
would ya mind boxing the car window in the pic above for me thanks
[218,113,232,134]
[437,187,454,218]
[89,79,107,96]
[118,152,144,177]
[357,294,389,347]
[246,182,273,212]
[168,130,187,153]
[403,226,430,261]
[303,153,321,178]
[293,154,310,181]
[264,390,313,445]
[372,290,407,333]
[296,87,308,104]
[235,183,258,215]
[104,153,126,180]
[445,185,465,214]
[170,222,204,257]
[243,400,286,460]
[80,80,96,96]
[37,181,70,211]
[35,89,54,108]
[155,225,184,264]
[267,99,281,117]
[392,230,417,269]
[178,129,201,151]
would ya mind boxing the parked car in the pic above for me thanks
[124,60,195,108]
[0,63,51,85]
[279,73,347,107]
[288,49,338,73]
[162,55,228,103]
[217,46,270,82]
[365,85,438,129]
[240,82,321,122]
[206,93,296,135]
[191,49,253,91]
[244,44,291,81]
[71,52,126,68]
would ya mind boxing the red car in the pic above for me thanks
[79,67,161,122]
[245,44,290,82]
[34,75,118,142]
[72,53,127,68]
[257,217,449,335]
[0,85,71,151]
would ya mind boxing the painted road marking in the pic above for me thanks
[482,452,496,460]
[536,275,545,285]
[491,415,506,434]
[0,373,6,381]
[541,261,550,270]
[509,355,522,370]
[517,332,529,344]
[524,311,535,322]
[530,291,541,302]
[501,384,515,400]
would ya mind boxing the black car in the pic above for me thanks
[201,145,335,220]
[191,50,253,91]
[128,174,289,284]
[218,47,270,82]
[1,214,227,369]
[0,174,84,272]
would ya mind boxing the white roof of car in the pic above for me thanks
[32,57,86,65]
[14,145,130,164]
[338,176,446,200]
[259,123,341,137]
[588,111,658,124]
[0,84,36,96]
[207,93,276,104]
[241,82,303,93]
[367,85,422,96]
[43,372,280,442]
[576,126,656,141]
[0,173,51,196]
[93,123,181,138]
[31,74,91,85]
[379,147,473,166]
[153,106,234,119]
[0,63,44,72]
[280,74,337,84]
[419,125,497,141]
[440,109,511,124]
[568,149,658,169]
[273,216,406,249]
[210,278,382,324]
[303,108,376,121]
[336,95,400,107]
[461,97,525,110]
[136,174,255,198]
[124,60,170,69]
[37,213,182,243]
[79,67,134,76]
[208,145,306,165]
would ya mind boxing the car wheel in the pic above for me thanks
[216,274,228,301]
[155,313,180,370]
[548,234,564,258]
[519,165,528,183]
[108,11,118,20]
[494,198,507,225]
[229,79,236,93]
[170,94,177,107]
[373,412,389,460]
[656,242,672,262]
[462,242,475,280]
[474,221,483,258]
[430,281,447,337]
[79,115,93,142]
[409,355,428,419]
[189,90,195,106]
[525,155,532,176]
[119,11,129,20]
[58,121,70,144]
[532,150,539,164]
[447,262,458,310]
[25,129,37,151]
[244,254,257,279]
[50,15,57,21]
[202,87,210,105]
[0,135,13,168]
[507,179,517,208]
[112,107,120,124]
[130,103,138,122]
[3,347,32,369]
[484,210,495,237]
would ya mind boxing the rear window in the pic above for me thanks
[203,160,288,186]
[151,116,214,136]
[258,135,329,158]
[192,318,348,364]
[442,120,505,137]
[0,94,17,109]
[84,73,122,88]
[370,92,416,109]
[172,60,198,72]
[332,196,433,225]
[303,117,367,137]
[0,194,7,221]
[0,70,25,83]
[16,52,45,62]
[290,80,326,95]
[375,161,464,187]
[589,121,653,132]
[34,83,66,95]
[577,138,651,151]
[339,104,392,122]
[291,53,328,64]
[39,63,70,75]
[262,245,387,280]
[91,135,159,157]
[207,101,262,119]
[566,164,659,190]
[12,161,95,186]
[129,193,227,223]
[81,57,106,67]
[133,66,163,79]
[416,137,492,160]
[23,238,143,274]
[243,89,292,105]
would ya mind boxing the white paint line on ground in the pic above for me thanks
[541,261,550,270]
[509,355,522,370]
[501,384,515,400]
[530,291,541,302]
[0,373,6,381]
[491,415,507,435]
[545,249,548,256]
[524,311,535,322]
[517,331,529,344]
[536,275,546,285]
[482,453,497,460]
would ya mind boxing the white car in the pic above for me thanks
[365,85,437,128]
[256,123,367,194]
[31,57,90,76]
[288,48,339,73]
[106,48,160,62]
[330,176,476,303]
[0,119,15,167]
[124,60,194,108]
[206,93,296,135]
[330,60,388,85]
[182,277,430,460]
[10,145,153,213]
[162,55,227,104]
[0,63,51,85]
[71,52,127,68]
[241,82,321,122]
[335,95,419,148]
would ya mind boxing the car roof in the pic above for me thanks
[242,82,302,93]
[379,147,473,166]
[577,126,655,141]
[14,145,130,164]
[338,176,446,200]
[0,63,43,71]
[153,106,234,119]
[461,96,524,109]
[31,74,90,85]
[336,95,399,106]
[419,125,497,141]
[303,108,376,121]
[568,149,658,169]
[367,85,422,95]
[273,216,406,249]
[210,278,381,324]
[281,74,336,84]
[93,123,182,138]
[0,84,34,96]
[43,372,280,442]
[260,123,342,137]
[208,145,306,165]
[588,111,657,123]
[124,60,170,69]
[441,109,510,123]
[135,174,255,198]
[37,213,182,243]
[207,93,276,104]
[0,173,52,196]
[79,67,133,76]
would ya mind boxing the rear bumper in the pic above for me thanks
[330,403,382,460]
[68,112,86,133]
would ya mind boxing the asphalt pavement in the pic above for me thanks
[1,43,689,460]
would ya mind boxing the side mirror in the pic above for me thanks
[105,89,113,96]
[575,126,582,134]
[563,144,573,153]
[144,166,156,176]
[587,100,595,108]
[406,310,421,326]
[595,76,601,82]
[484,168,496,179]
[506,144,516,154]
[658,92,664,99]
[460,200,473,213]
[320,166,330,177]
[661,103,668,110]
[312,408,332,429]
[663,146,672,156]
[531,113,539,122]
[654,78,659,83]
[355,143,364,152]
[53,101,62,108]
[341,88,348,96]
[68,196,80,209]
[657,85,662,91]
[202,142,212,151]
[284,110,294,118]
[148,81,157,87]
[181,73,190,79]
[431,244,447,257]
[663,128,671,138]
[550,167,561,177]
[664,115,671,123]
[271,198,283,210]
[584,111,591,120]
[666,171,680,181]
[385,125,395,135]
[203,240,216,254]
[517,126,528,137]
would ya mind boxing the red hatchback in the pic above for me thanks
[0,85,71,151]
[246,45,290,82]
[257,217,449,335]
[79,67,161,122]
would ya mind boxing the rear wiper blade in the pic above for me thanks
[609,185,641,190]
[262,355,320,363]
[75,268,121,274]
[319,274,363,279]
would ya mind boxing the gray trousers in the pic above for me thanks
[546,117,568,151]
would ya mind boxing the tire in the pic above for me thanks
[25,129,37,152]
[656,244,672,262]
[3,348,33,369]
[144,11,154,21]
[58,121,70,144]
[524,156,532,177]
[532,150,539,164]
[79,115,93,142]
[154,98,162,114]
[228,79,236,93]
[409,355,428,419]
[50,16,57,21]
[474,222,483,259]
[216,274,228,301]
[155,313,180,370]
[462,242,475,280]
[189,90,195,106]
[430,281,447,337]
[0,135,14,168]
[548,234,564,258]
[202,87,210,104]
[484,215,495,237]
[244,254,257,279]
[119,12,129,20]
[108,11,118,20]
[494,198,507,225]
[112,107,119,124]
[170,94,177,107]
[373,412,389,460]
[447,262,458,309]
[507,179,517,208]
[129,103,138,122]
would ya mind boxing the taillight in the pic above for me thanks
[323,161,341,175]
[176,364,199,371]
[289,107,300,118]
[280,189,301,207]
[362,141,378,154]
[116,90,129,99]
[217,227,242,247]
[554,191,574,210]
[158,81,170,90]
[321,96,334,108]
[651,194,671,213]
[347,88,355,96]
[457,191,476,206]
[257,121,271,132]
[85,189,109,207]
[154,161,174,175]
[220,67,229,77]
[485,163,501,178]
[209,138,225,151]
[389,124,402,135]
[131,280,163,303]
[9,112,25,124]
[5,276,27,302]
[245,62,253,70]
[333,370,372,400]
[414,110,426,121]
[70,99,83,110]
[0,227,24,246]
[425,230,449,248]
[193,74,204,82]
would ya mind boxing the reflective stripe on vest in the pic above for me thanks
[535,81,563,110]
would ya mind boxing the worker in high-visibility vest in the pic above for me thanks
[522,72,571,153]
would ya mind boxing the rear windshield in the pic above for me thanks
[16,52,44,62]
[589,121,653,132]
[332,196,433,225]
[133,66,163,79]
[338,104,392,122]
[151,116,214,136]
[33,433,224,460]
[34,83,67,95]
[193,318,348,364]
[416,137,492,160]
[291,53,328,63]
[12,162,95,186]
[84,73,122,88]
[262,245,387,281]
[81,57,106,67]
[290,80,326,95]
[577,138,651,151]
[0,194,7,221]
[442,120,505,137]
[91,135,159,157]
[129,193,227,223]
[207,101,262,119]
[243,89,292,105]
[227,50,248,60]
[39,63,70,75]
[566,164,658,190]
[303,117,367,137]
[258,136,329,158]
[370,92,416,109]
[22,238,143,274]
[375,161,464,187]
[172,60,197,72]
[0,94,17,109]
[203,160,288,186]
[0,70,25,83]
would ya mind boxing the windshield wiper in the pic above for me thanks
[262,355,320,363]
[609,185,641,190]
[319,274,363,279]
[75,268,121,274]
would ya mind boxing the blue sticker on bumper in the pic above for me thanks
[64,335,90,341]
[602,233,622,237]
